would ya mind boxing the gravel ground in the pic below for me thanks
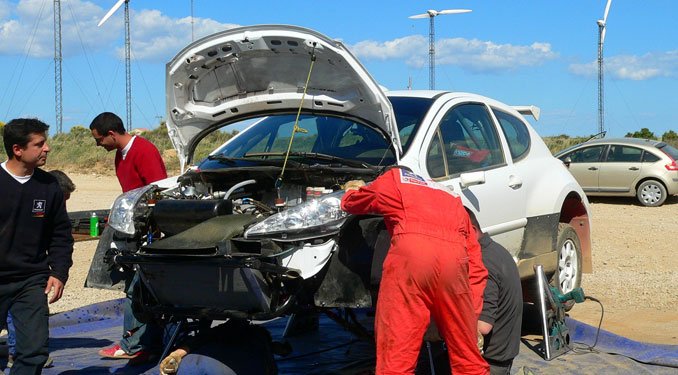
[53,173,678,345]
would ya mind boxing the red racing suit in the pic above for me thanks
[341,168,489,375]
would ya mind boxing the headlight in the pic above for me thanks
[108,185,155,235]
[245,190,348,239]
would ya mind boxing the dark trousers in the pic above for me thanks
[486,358,513,375]
[0,274,49,374]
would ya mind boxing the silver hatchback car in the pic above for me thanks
[555,138,678,206]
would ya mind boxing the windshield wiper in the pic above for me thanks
[207,154,302,167]
[244,152,374,169]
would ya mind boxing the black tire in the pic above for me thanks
[550,223,582,311]
[636,179,667,207]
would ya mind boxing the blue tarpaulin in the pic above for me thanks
[0,299,676,374]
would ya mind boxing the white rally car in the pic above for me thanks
[87,25,591,322]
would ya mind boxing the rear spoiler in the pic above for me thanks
[512,105,540,121]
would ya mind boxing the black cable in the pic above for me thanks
[567,295,604,354]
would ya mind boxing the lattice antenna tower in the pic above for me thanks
[54,0,62,133]
[597,0,612,134]
[99,0,133,131]
[409,9,471,90]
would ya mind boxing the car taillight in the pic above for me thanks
[666,160,678,171]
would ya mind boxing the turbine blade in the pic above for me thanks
[601,27,607,44]
[437,9,472,15]
[409,13,431,19]
[98,0,126,27]
[602,0,612,23]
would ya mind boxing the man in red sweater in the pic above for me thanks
[89,112,167,363]
[341,167,489,375]
[89,112,167,193]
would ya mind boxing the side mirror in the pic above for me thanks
[459,171,486,189]
[562,157,572,168]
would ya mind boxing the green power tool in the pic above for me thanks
[534,264,586,360]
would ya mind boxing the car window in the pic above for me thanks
[642,152,660,163]
[658,143,678,160]
[493,109,531,161]
[390,96,435,153]
[426,103,504,178]
[605,145,642,163]
[565,145,605,163]
[207,114,396,166]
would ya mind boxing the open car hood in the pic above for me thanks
[165,24,399,169]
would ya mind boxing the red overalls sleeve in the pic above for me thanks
[340,170,395,215]
[465,217,488,317]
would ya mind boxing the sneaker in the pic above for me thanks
[98,344,140,359]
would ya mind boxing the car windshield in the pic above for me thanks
[389,96,435,153]
[200,114,396,168]
[658,143,678,160]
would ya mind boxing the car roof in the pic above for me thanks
[583,137,664,147]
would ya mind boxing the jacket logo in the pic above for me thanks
[32,199,46,217]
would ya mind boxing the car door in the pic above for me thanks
[562,145,607,192]
[419,100,527,253]
[598,145,643,193]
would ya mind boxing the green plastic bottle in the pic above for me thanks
[90,212,99,237]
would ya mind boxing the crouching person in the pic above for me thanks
[159,319,277,375]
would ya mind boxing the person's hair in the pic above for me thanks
[49,170,76,195]
[464,207,482,233]
[3,118,50,158]
[89,112,126,135]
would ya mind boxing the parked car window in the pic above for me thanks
[426,103,504,177]
[493,109,531,161]
[642,152,660,163]
[567,146,606,163]
[658,143,678,160]
[605,145,642,163]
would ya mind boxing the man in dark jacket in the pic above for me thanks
[467,209,523,375]
[0,118,74,373]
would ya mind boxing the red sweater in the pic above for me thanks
[115,136,167,192]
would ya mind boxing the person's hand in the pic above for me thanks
[45,276,65,304]
[160,348,189,375]
[344,180,365,191]
[476,329,484,354]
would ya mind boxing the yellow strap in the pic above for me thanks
[277,50,316,184]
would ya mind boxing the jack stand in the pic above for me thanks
[534,264,585,360]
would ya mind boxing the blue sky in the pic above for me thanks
[1,0,676,138]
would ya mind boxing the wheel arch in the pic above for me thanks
[634,176,668,194]
[558,191,592,274]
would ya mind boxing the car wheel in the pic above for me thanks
[551,223,582,311]
[636,179,667,207]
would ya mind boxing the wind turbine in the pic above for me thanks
[409,9,471,90]
[597,0,612,135]
[99,0,132,131]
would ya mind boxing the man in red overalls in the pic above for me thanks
[341,167,489,375]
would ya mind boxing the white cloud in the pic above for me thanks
[349,35,558,73]
[0,1,11,21]
[124,9,238,61]
[0,0,237,62]
[569,51,678,80]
